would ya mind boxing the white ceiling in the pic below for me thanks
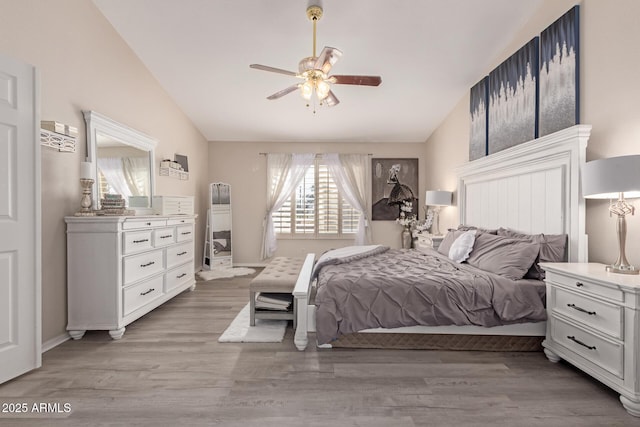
[93,0,543,143]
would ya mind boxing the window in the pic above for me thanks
[273,160,360,237]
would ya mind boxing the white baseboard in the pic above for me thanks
[42,332,70,353]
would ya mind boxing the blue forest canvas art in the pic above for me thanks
[539,5,579,137]
[469,77,489,161]
[488,37,539,155]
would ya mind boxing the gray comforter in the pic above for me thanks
[314,247,546,345]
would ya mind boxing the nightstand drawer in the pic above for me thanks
[546,271,624,302]
[552,287,623,339]
[551,317,623,379]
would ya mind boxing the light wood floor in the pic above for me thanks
[0,271,636,426]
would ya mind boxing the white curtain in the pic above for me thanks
[325,153,372,245]
[97,157,132,199]
[261,153,315,259]
[122,157,149,197]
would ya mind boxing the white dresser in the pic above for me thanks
[541,262,640,417]
[65,215,197,340]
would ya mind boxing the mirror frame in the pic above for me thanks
[83,110,158,215]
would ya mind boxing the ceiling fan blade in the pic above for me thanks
[266,84,300,100]
[323,91,340,107]
[314,47,343,74]
[250,64,298,77]
[329,75,382,86]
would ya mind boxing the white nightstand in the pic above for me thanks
[414,234,444,251]
[540,262,640,417]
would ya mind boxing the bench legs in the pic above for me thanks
[249,290,256,326]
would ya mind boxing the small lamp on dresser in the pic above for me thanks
[582,154,640,274]
[425,190,452,236]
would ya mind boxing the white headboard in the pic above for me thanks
[455,125,591,262]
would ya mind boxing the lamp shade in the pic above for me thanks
[425,190,452,206]
[582,155,640,199]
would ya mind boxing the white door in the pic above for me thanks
[0,53,41,384]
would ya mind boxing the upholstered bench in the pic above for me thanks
[249,257,304,327]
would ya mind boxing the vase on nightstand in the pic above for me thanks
[401,226,412,249]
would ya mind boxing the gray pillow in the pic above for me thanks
[437,229,466,256]
[457,224,498,234]
[466,233,541,280]
[497,228,568,279]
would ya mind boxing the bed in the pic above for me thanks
[292,124,592,351]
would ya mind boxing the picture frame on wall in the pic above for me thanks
[469,76,489,161]
[539,5,580,137]
[174,154,189,172]
[488,37,539,155]
[371,158,418,221]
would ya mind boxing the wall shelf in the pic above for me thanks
[40,129,76,152]
[159,166,188,180]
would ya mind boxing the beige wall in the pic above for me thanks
[425,0,640,267]
[208,141,426,264]
[0,0,209,344]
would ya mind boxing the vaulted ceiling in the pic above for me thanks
[93,0,543,143]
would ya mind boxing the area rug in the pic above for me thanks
[218,303,287,343]
[197,267,255,281]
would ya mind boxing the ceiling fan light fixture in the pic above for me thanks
[301,81,314,100]
[249,1,381,108]
[316,79,330,100]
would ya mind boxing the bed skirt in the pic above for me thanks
[329,333,544,352]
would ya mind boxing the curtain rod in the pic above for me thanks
[259,152,373,156]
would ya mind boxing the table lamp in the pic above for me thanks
[425,190,452,236]
[582,155,640,274]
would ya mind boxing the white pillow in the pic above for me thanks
[448,230,477,263]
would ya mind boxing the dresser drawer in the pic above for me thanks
[552,287,623,339]
[123,275,164,316]
[166,242,193,269]
[546,271,624,302]
[153,227,176,247]
[123,249,164,285]
[167,217,195,226]
[176,224,194,242]
[122,218,166,230]
[165,263,194,292]
[209,257,231,268]
[551,317,623,379]
[123,230,153,254]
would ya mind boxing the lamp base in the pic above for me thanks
[606,264,639,275]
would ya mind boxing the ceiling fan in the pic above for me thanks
[249,3,382,108]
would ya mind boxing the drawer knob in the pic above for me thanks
[140,288,155,296]
[133,239,149,244]
[140,261,155,268]
[146,222,151,226]
[567,303,596,316]
[567,335,596,350]
[177,251,187,256]
[177,273,187,279]
[575,282,584,287]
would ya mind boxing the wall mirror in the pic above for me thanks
[84,110,157,214]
